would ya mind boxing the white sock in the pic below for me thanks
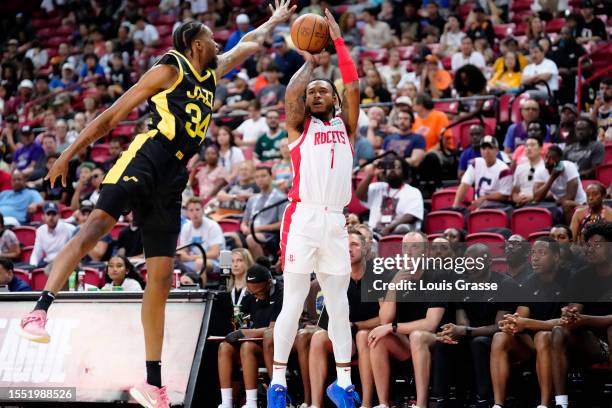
[336,365,352,388]
[220,388,232,407]
[271,364,287,387]
[245,389,257,408]
[555,395,568,408]
[492,405,504,408]
[536,405,548,408]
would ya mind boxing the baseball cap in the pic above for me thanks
[18,79,34,89]
[395,96,412,106]
[560,103,577,114]
[425,54,439,64]
[480,135,499,149]
[44,202,60,214]
[246,264,272,283]
[80,200,94,212]
[7,39,18,46]
[62,62,75,71]
[20,125,32,134]
[236,14,249,25]
[236,71,249,82]
[412,54,425,63]
[581,0,593,8]
[272,34,285,48]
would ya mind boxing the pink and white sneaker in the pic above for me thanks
[129,382,170,408]
[19,310,50,343]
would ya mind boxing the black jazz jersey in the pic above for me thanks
[148,49,216,160]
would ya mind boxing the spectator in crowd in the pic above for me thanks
[398,54,425,89]
[189,145,229,203]
[591,77,611,141]
[357,156,424,235]
[308,230,379,408]
[177,198,225,283]
[255,110,287,162]
[451,37,486,72]
[218,72,255,114]
[49,63,79,91]
[228,248,253,302]
[235,100,269,147]
[271,35,304,85]
[271,138,292,192]
[488,51,522,93]
[361,69,392,106]
[0,257,31,291]
[0,213,19,260]
[55,119,72,153]
[39,153,66,202]
[0,170,42,225]
[217,262,282,408]
[79,53,104,80]
[576,0,608,44]
[361,8,394,49]
[352,111,376,167]
[224,14,252,52]
[550,224,573,243]
[504,234,532,284]
[443,227,466,244]
[521,44,559,97]
[440,15,465,56]
[563,118,604,180]
[73,199,113,265]
[338,12,361,46]
[107,52,133,99]
[102,138,123,172]
[257,64,285,112]
[70,162,99,209]
[12,126,43,175]
[524,15,549,47]
[217,126,245,181]
[512,134,546,207]
[238,166,286,259]
[378,49,405,92]
[114,212,144,260]
[553,104,577,147]
[102,255,144,291]
[412,93,453,152]
[493,37,528,75]
[570,183,612,242]
[511,119,551,168]
[312,49,340,83]
[215,161,259,219]
[25,40,48,71]
[466,5,496,45]
[133,16,159,47]
[458,124,503,179]
[30,202,75,267]
[361,106,389,154]
[533,145,587,222]
[421,55,452,98]
[382,109,426,170]
[4,79,34,117]
[422,1,446,34]
[503,99,545,154]
[28,134,57,183]
[550,27,587,105]
[452,136,512,210]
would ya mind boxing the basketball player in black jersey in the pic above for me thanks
[19,2,295,407]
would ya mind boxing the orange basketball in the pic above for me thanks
[290,13,330,54]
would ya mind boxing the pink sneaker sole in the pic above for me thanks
[18,326,50,344]
[129,386,162,408]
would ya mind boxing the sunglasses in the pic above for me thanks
[527,167,535,181]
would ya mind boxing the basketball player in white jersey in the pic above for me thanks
[267,9,361,408]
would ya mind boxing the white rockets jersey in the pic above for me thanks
[288,116,354,208]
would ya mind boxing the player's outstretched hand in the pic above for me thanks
[324,8,341,40]
[295,48,320,65]
[44,150,70,188]
[268,0,297,24]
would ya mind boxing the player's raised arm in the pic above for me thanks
[284,53,319,141]
[215,0,296,78]
[325,8,359,143]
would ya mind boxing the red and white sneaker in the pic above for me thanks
[19,310,50,343]
[129,382,170,408]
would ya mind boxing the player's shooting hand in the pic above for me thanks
[324,9,341,41]
[45,151,70,188]
[268,0,297,24]
[295,48,321,65]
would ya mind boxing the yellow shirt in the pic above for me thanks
[492,53,528,77]
[488,71,522,89]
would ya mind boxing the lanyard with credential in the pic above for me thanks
[232,287,246,307]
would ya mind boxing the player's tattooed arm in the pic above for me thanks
[215,41,260,78]
[285,61,316,140]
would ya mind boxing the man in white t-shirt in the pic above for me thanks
[533,145,586,223]
[512,134,546,206]
[356,156,424,236]
[177,198,225,283]
[453,136,512,210]
[234,101,270,147]
[133,16,160,47]
[521,44,559,94]
[451,37,486,72]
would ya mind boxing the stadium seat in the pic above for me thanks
[112,124,136,138]
[61,207,74,219]
[427,233,443,241]
[596,163,612,186]
[467,209,508,234]
[13,269,30,285]
[510,94,530,123]
[30,209,44,224]
[494,23,516,38]
[213,30,232,43]
[21,246,33,264]
[434,101,459,115]
[431,190,459,211]
[425,211,464,234]
[396,46,414,60]
[528,231,550,242]
[346,190,368,215]
[511,208,553,238]
[154,14,177,26]
[91,144,110,163]
[545,18,566,33]
[466,232,506,257]
[156,25,172,37]
[82,267,104,288]
[455,119,497,149]
[491,258,508,274]
[13,226,37,247]
[378,235,404,258]
[581,179,599,191]
[218,219,241,233]
[111,222,128,240]
[159,35,174,49]
[498,93,513,124]
[31,268,48,291]
[360,49,389,63]
[605,143,612,164]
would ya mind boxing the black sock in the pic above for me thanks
[34,291,56,312]
[146,361,162,388]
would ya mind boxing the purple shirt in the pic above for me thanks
[13,143,44,170]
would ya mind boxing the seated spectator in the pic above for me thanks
[521,44,559,97]
[550,27,587,105]
[504,234,532,284]
[73,200,112,264]
[271,138,292,192]
[116,212,144,258]
[512,134,546,207]
[553,104,578,147]
[0,213,20,260]
[12,126,43,176]
[102,138,123,172]
[563,118,604,180]
[452,136,512,210]
[40,153,67,203]
[443,227,466,244]
[189,145,229,202]
[271,35,304,85]
[0,170,43,225]
[312,49,340,83]
[30,202,76,267]
[465,5,495,46]
[228,248,253,305]
[382,109,426,170]
[102,255,144,291]
[576,0,608,45]
[107,52,133,100]
[49,63,79,91]
[257,64,285,112]
[360,69,392,106]
[218,72,255,114]
[412,93,453,152]
[378,49,406,91]
[360,106,389,154]
[71,164,104,208]
[591,77,611,141]
[421,2,446,34]
[440,15,465,56]
[524,15,549,48]
[254,110,287,162]
[177,198,225,282]
[55,119,73,153]
[550,224,573,244]
[237,167,286,259]
[503,98,547,154]
[493,37,528,77]
[421,55,452,99]
[352,113,376,167]
[533,145,587,223]
[357,156,424,235]
[133,16,159,47]
[28,133,57,183]
[217,262,282,408]
[215,161,259,219]
[0,257,31,291]
[217,126,245,181]
[570,183,612,242]
[339,12,361,47]
[458,124,504,179]
[451,37,486,72]
[488,51,522,93]
[234,100,269,147]
[4,80,34,117]
[398,54,425,89]
[362,8,394,49]
[453,64,488,119]
[79,53,104,80]
[511,119,551,168]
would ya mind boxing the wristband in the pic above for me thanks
[465,327,473,337]
[334,38,358,84]
[392,321,398,333]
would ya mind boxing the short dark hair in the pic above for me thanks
[84,53,98,63]
[415,93,434,110]
[46,152,60,161]
[527,118,547,133]
[42,133,56,140]
[602,77,612,86]
[534,236,560,255]
[186,197,203,207]
[529,43,544,53]
[255,166,272,175]
[551,224,572,239]
[547,145,563,158]
[173,21,205,54]
[575,117,597,137]
[583,221,612,242]
[0,257,14,272]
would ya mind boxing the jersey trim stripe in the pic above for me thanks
[168,49,214,83]
[288,117,311,202]
[103,130,157,184]
[151,53,184,140]
[280,201,297,271]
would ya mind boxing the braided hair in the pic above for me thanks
[173,21,205,55]
[306,77,342,117]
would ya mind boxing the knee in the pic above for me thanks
[246,234,257,248]
[263,328,274,350]
[534,331,552,350]
[295,329,310,350]
[551,326,568,350]
[491,332,511,353]
[409,330,431,349]
[218,341,234,358]
[356,329,369,350]
[240,341,258,359]
[310,330,329,351]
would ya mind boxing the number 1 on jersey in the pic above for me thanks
[185,102,211,143]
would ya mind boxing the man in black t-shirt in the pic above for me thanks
[577,0,608,45]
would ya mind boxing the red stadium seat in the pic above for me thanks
[154,14,178,26]
[442,185,474,202]
[21,246,33,264]
[431,190,459,211]
[528,231,550,243]
[82,267,104,288]
[113,124,136,138]
[346,190,369,215]
[360,49,388,63]
[159,35,174,49]
[37,27,54,37]
[13,226,37,247]
[91,144,110,163]
[111,222,128,240]
[605,143,612,164]
[455,119,497,150]
[218,219,241,233]
[498,94,513,124]
[494,24,516,38]
[511,0,532,12]
[156,25,172,37]
[596,163,612,186]
[465,232,506,243]
[511,207,553,238]
[425,211,464,234]
[427,233,443,241]
[56,26,73,36]
[31,268,48,291]
[61,207,74,219]
[511,94,531,124]
[491,258,508,274]
[581,179,599,191]
[378,235,404,258]
[545,18,565,33]
[241,146,254,160]
[468,209,508,234]
[434,101,459,115]
[213,30,232,43]
[13,269,30,285]
[396,46,414,60]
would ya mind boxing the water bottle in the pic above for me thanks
[77,271,85,291]
[68,271,77,291]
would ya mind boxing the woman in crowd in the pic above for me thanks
[271,138,292,192]
[213,160,259,220]
[339,11,361,47]
[103,255,145,291]
[189,144,229,203]
[228,248,254,307]
[570,183,612,242]
[488,51,522,93]
[440,15,465,56]
[217,126,245,182]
